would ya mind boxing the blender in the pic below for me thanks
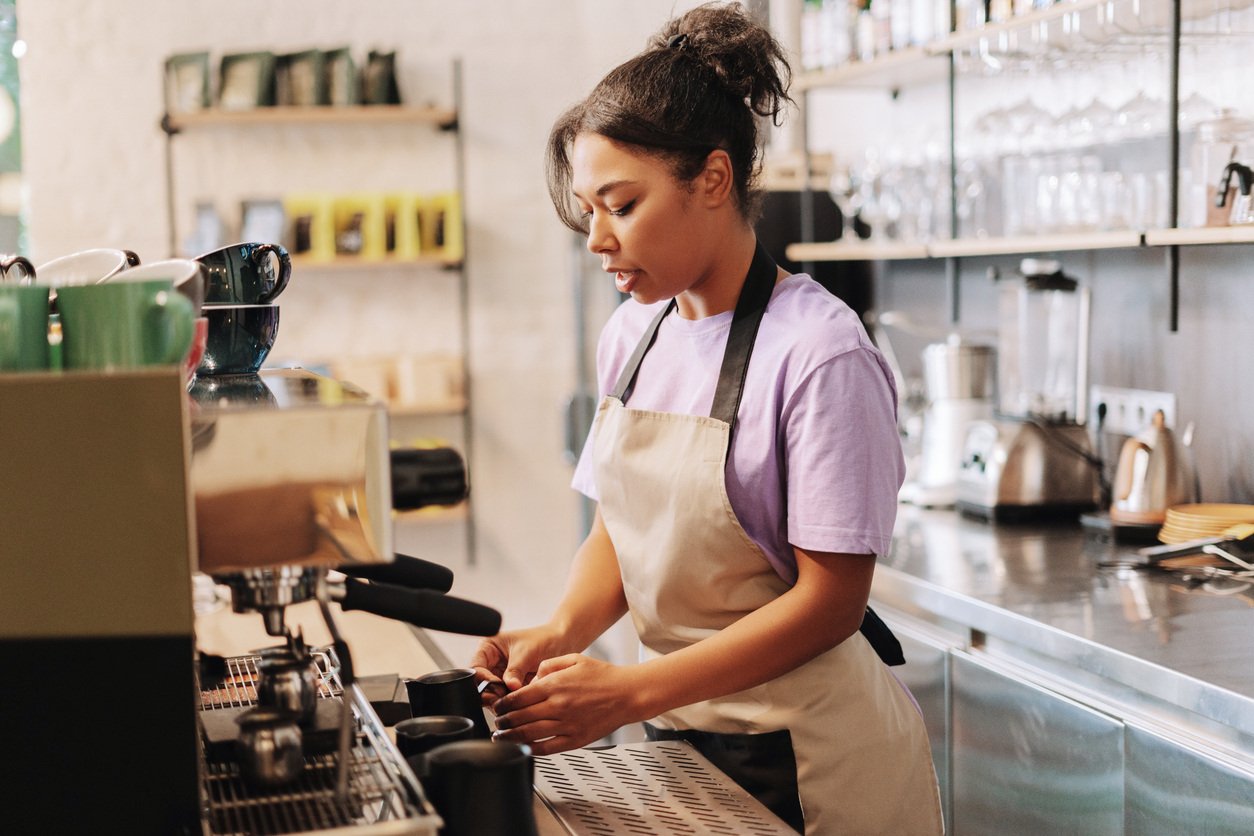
[955,259,1101,521]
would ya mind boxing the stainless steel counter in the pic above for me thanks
[875,504,1254,741]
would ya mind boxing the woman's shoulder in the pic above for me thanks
[763,274,875,361]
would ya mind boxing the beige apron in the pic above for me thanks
[589,244,943,834]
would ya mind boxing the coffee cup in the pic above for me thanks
[404,668,491,739]
[35,248,137,287]
[198,303,280,375]
[0,253,36,284]
[0,284,51,371]
[116,258,206,315]
[55,278,194,370]
[196,241,291,305]
[423,740,539,836]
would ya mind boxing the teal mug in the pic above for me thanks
[0,284,51,371]
[56,279,194,370]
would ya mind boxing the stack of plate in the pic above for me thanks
[1159,504,1254,544]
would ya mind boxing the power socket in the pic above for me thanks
[1089,386,1177,437]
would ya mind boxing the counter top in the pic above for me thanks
[875,505,1254,740]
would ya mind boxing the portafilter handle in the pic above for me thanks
[391,447,467,511]
[338,553,455,593]
[330,578,501,636]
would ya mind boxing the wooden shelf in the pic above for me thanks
[165,105,457,131]
[789,230,1145,263]
[291,255,463,271]
[388,397,467,418]
[394,501,469,525]
[1143,226,1254,247]
[928,230,1144,258]
[786,240,929,262]
[794,46,946,92]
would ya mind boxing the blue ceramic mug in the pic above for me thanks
[196,242,291,305]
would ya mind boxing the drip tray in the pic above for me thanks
[533,741,794,835]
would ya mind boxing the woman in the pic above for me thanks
[472,4,942,833]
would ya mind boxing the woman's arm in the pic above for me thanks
[491,545,874,754]
[471,507,628,691]
[548,507,630,651]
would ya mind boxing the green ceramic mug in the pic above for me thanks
[56,279,194,370]
[0,284,51,371]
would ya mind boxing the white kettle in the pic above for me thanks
[1110,410,1196,524]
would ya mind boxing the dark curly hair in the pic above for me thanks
[546,2,793,233]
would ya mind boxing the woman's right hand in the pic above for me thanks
[470,624,569,709]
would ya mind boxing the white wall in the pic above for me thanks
[15,1,700,640]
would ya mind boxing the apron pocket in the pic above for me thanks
[644,722,803,833]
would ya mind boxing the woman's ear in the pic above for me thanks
[698,149,735,208]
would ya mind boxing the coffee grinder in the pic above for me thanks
[955,259,1101,521]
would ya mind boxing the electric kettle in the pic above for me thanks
[1110,409,1196,524]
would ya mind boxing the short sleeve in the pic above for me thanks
[782,346,904,557]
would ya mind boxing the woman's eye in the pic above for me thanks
[609,201,635,217]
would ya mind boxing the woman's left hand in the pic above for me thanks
[491,654,644,756]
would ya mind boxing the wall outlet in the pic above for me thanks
[1089,386,1177,437]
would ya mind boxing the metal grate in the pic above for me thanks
[533,741,795,835]
[198,650,438,835]
[199,651,341,711]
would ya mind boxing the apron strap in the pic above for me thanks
[609,240,780,442]
[608,298,676,404]
[709,241,779,430]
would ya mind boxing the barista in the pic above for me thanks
[472,4,942,833]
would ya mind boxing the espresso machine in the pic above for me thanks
[2,366,497,835]
[955,259,1101,521]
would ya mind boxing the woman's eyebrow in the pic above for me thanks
[574,179,637,200]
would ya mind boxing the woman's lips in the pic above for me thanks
[615,270,639,293]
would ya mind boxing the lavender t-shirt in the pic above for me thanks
[572,273,905,585]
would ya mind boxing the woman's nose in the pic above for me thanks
[586,213,616,255]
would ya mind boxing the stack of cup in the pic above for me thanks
[2,248,200,377]
[194,242,290,376]
[100,258,207,387]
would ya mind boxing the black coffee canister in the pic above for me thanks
[423,740,538,836]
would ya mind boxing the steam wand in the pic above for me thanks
[317,595,356,803]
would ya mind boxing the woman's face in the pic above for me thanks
[571,133,714,306]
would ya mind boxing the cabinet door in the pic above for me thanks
[1126,723,1254,835]
[951,651,1124,835]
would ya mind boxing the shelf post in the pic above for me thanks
[946,47,960,324]
[450,56,476,567]
[1167,0,1182,333]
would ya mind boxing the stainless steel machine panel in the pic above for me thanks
[190,369,393,573]
[1125,723,1254,835]
[951,651,1124,835]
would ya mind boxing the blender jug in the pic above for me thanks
[997,259,1089,424]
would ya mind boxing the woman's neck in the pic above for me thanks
[673,227,760,320]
